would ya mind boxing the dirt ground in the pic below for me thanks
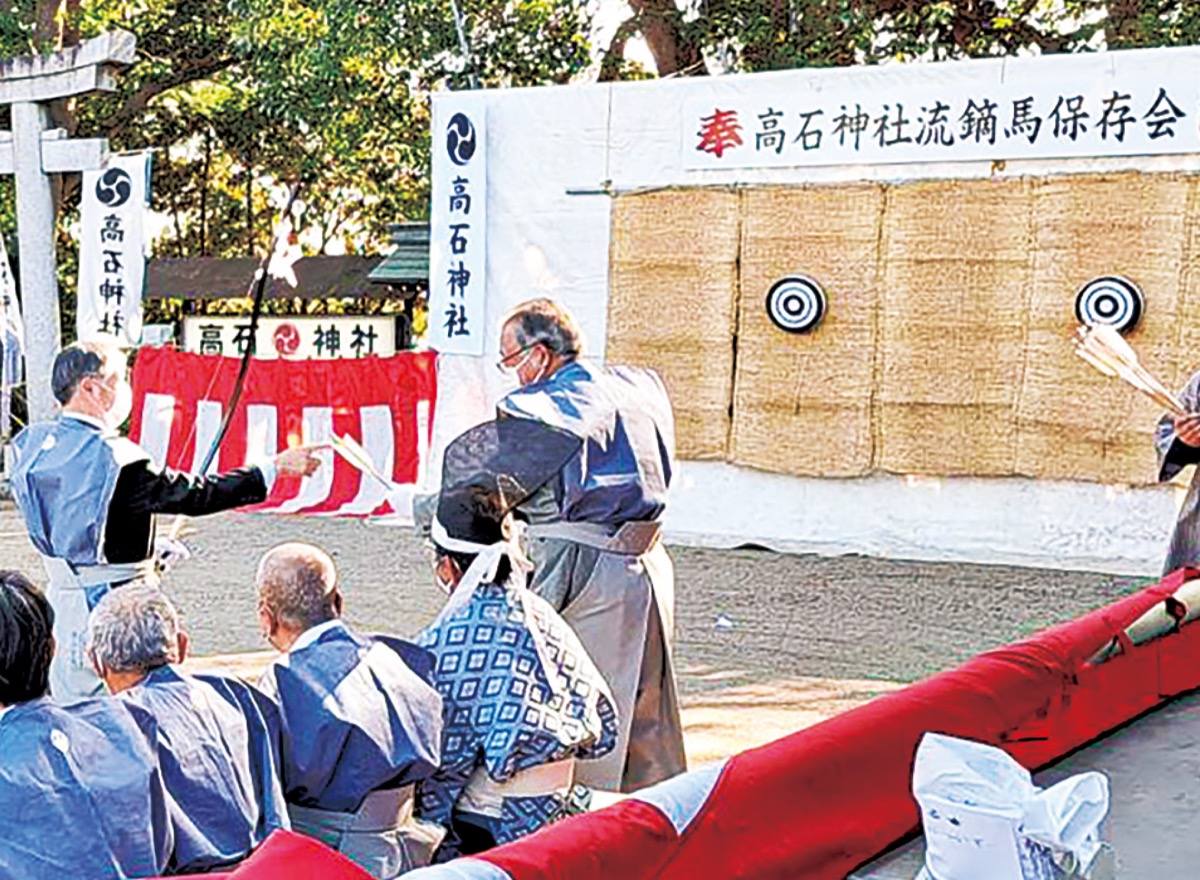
[0,503,1150,764]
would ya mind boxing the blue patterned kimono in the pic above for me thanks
[0,696,172,879]
[258,620,444,812]
[415,578,618,859]
[118,666,289,873]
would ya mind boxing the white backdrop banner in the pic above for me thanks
[429,93,488,356]
[77,151,151,345]
[427,46,1200,572]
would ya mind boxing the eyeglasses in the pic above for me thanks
[495,341,543,374]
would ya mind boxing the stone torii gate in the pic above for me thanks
[0,31,136,423]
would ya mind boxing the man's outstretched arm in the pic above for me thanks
[112,447,322,517]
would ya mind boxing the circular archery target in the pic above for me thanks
[1075,276,1144,334]
[766,275,827,334]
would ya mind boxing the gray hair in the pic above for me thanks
[52,338,124,404]
[88,584,180,674]
[256,542,339,631]
[502,298,584,361]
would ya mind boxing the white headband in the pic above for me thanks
[430,516,493,556]
[428,514,567,696]
[429,515,531,621]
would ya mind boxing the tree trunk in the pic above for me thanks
[598,15,643,81]
[245,158,254,258]
[200,128,212,256]
[626,0,708,77]
[31,1,84,208]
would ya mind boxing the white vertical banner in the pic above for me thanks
[430,94,487,356]
[0,234,23,440]
[77,151,151,345]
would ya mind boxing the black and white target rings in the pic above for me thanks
[766,275,827,334]
[1075,276,1144,335]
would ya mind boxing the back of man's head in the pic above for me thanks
[52,338,124,405]
[0,570,54,706]
[502,298,584,362]
[88,583,181,676]
[256,542,340,633]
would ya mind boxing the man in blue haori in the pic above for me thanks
[255,542,445,878]
[88,583,289,873]
[494,298,685,792]
[417,418,618,859]
[9,338,321,704]
[0,569,172,879]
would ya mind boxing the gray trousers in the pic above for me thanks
[41,556,155,705]
[288,787,445,879]
[526,522,687,793]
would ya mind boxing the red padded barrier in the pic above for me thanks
[154,829,370,879]
[475,570,1200,880]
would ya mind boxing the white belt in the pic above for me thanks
[458,759,575,819]
[288,786,416,834]
[42,556,157,590]
[526,521,662,556]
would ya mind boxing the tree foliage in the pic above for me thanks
[600,1,1200,79]
[0,0,594,267]
[1,0,1199,274]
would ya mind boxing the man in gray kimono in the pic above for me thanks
[1156,371,1200,573]
[10,338,321,703]
[494,298,686,793]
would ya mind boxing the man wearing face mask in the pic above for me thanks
[494,298,686,794]
[9,338,322,703]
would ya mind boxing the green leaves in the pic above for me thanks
[0,0,593,265]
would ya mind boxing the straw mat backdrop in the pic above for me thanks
[608,188,740,460]
[607,171,1200,485]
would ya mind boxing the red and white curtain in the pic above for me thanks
[129,347,437,517]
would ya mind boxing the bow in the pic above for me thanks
[164,183,303,549]
[195,182,303,476]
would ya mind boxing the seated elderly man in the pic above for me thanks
[88,583,288,873]
[0,570,171,878]
[416,419,618,860]
[255,542,445,878]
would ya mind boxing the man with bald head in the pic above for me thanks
[255,542,445,878]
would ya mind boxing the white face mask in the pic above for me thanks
[107,380,133,429]
[500,347,548,387]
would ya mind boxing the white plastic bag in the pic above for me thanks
[913,733,1110,880]
[1022,773,1112,879]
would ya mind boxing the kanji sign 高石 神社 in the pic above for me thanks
[429,93,487,356]
[77,151,151,345]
